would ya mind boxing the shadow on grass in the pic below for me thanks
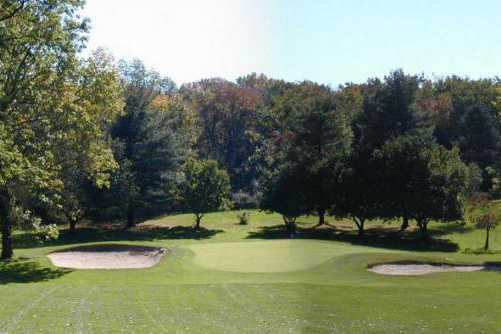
[0,259,71,284]
[13,225,224,249]
[246,224,460,252]
[432,222,475,235]
[485,262,501,272]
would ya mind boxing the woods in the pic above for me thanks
[1,1,501,258]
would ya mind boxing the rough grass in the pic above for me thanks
[1,210,501,333]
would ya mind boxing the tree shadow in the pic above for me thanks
[0,258,71,284]
[484,262,501,272]
[246,224,459,252]
[13,225,224,249]
[431,222,475,236]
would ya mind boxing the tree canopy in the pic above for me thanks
[0,1,123,258]
[174,159,231,229]
[1,1,499,256]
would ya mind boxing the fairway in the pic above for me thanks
[1,211,501,333]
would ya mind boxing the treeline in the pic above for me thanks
[86,64,500,239]
[1,0,501,258]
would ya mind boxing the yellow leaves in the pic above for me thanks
[148,93,185,114]
[493,87,501,114]
[87,142,119,189]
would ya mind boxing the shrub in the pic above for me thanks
[237,211,251,225]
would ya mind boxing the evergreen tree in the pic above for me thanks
[110,60,186,227]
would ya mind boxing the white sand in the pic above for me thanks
[368,263,485,276]
[47,245,166,269]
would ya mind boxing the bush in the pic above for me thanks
[237,211,251,225]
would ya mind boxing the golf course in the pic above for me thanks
[3,1,501,333]
[1,210,501,333]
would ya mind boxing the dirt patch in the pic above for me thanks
[47,244,166,269]
[368,261,501,276]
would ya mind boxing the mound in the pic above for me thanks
[47,244,166,269]
[188,240,363,273]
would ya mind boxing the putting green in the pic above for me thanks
[188,239,373,273]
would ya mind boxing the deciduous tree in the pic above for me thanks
[0,1,123,258]
[174,159,231,229]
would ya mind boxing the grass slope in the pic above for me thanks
[1,210,501,333]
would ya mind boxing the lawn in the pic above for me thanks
[1,210,501,333]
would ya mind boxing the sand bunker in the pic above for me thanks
[368,261,501,276]
[47,244,166,269]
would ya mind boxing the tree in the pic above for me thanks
[355,70,433,231]
[468,194,500,251]
[374,135,469,238]
[331,153,381,236]
[179,78,263,196]
[110,59,186,227]
[358,70,431,151]
[265,82,353,225]
[175,159,231,229]
[0,1,123,258]
[429,77,501,192]
[260,164,311,236]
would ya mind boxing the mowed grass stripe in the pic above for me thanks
[1,282,501,333]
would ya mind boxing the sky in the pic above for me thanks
[82,0,501,87]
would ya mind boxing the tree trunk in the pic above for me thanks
[283,216,297,237]
[69,219,77,234]
[126,200,135,229]
[0,190,13,259]
[194,213,203,229]
[318,209,325,226]
[1,218,12,259]
[355,218,365,236]
[485,228,490,251]
[417,219,429,239]
[400,216,409,232]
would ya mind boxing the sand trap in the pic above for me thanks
[368,262,501,276]
[47,244,166,269]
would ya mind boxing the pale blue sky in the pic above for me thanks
[83,0,501,86]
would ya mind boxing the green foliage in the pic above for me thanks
[261,82,353,226]
[0,1,123,258]
[106,59,187,227]
[174,159,231,228]
[2,0,500,259]
[236,211,251,225]
[331,153,381,236]
[374,135,469,237]
[260,165,311,235]
[430,77,501,191]
[357,70,431,151]
[180,78,264,196]
[467,194,501,250]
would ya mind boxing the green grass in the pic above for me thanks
[2,210,501,333]
[188,240,392,273]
